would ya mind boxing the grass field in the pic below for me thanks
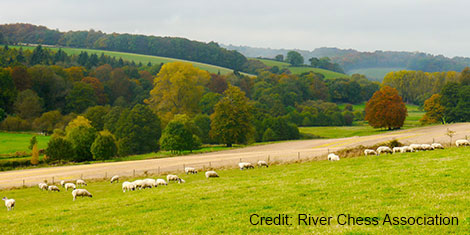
[1,147,468,233]
[0,132,50,155]
[347,67,406,81]
[256,58,348,79]
[300,103,425,138]
[8,45,251,76]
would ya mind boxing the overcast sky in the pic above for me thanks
[1,0,469,57]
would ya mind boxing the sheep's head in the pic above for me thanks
[2,197,7,201]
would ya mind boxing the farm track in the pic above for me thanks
[0,123,469,189]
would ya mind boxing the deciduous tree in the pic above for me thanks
[420,94,445,124]
[365,86,407,130]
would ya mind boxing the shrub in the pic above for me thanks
[45,137,74,162]
[91,131,117,160]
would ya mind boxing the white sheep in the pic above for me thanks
[392,147,402,153]
[456,139,470,147]
[76,179,87,186]
[122,181,136,192]
[156,179,168,186]
[421,144,434,151]
[409,144,422,152]
[166,174,185,183]
[132,180,144,189]
[377,146,392,155]
[2,197,15,211]
[60,180,66,187]
[257,160,269,168]
[400,146,413,153]
[205,171,219,178]
[72,189,92,201]
[431,143,444,149]
[327,153,340,161]
[110,175,119,183]
[364,149,377,156]
[238,162,254,170]
[38,183,48,191]
[64,183,76,191]
[48,185,60,192]
[142,179,156,188]
[122,181,135,192]
[184,167,198,174]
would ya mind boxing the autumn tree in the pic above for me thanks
[65,82,97,114]
[32,110,64,134]
[420,94,445,124]
[11,66,31,91]
[31,143,39,165]
[13,89,43,119]
[210,85,254,147]
[365,86,407,130]
[146,62,210,124]
[81,76,108,104]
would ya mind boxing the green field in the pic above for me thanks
[256,58,348,79]
[8,45,251,76]
[1,147,468,233]
[0,132,50,155]
[300,103,424,139]
[347,67,406,81]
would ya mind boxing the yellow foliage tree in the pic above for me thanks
[31,143,39,165]
[145,62,210,124]
[65,115,92,134]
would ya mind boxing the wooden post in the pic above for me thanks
[239,158,242,163]
[433,138,435,143]
[298,152,300,160]
[81,174,83,179]
[209,161,211,168]
[52,177,54,184]
[328,149,330,154]
[133,169,135,177]
[183,164,185,171]
[268,155,270,163]
[203,165,205,171]
[22,179,25,187]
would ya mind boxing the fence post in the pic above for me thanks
[203,165,205,171]
[433,138,435,143]
[328,149,330,154]
[80,174,83,179]
[183,164,185,171]
[239,158,242,163]
[268,155,270,163]
[52,176,54,184]
[298,152,300,160]
[209,161,211,168]
[133,169,135,177]
[22,179,25,187]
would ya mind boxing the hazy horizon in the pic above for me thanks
[1,0,469,58]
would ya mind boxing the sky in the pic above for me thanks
[1,0,470,57]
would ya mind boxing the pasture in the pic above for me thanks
[8,45,250,76]
[256,58,348,79]
[0,132,50,155]
[0,147,468,233]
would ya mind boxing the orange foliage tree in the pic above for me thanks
[420,94,445,124]
[365,86,407,130]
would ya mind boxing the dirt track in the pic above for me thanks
[1,123,469,189]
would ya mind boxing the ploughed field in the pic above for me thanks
[1,147,469,234]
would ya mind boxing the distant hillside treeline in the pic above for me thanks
[223,45,470,73]
[0,23,247,71]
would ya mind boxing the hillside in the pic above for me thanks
[256,58,347,79]
[0,23,247,71]
[1,147,468,233]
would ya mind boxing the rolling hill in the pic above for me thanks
[256,58,348,79]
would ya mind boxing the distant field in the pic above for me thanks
[301,103,424,139]
[0,132,50,155]
[8,45,251,76]
[347,67,406,81]
[1,147,468,233]
[256,58,348,79]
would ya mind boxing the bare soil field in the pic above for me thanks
[1,123,469,189]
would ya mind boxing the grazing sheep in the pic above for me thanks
[456,139,470,147]
[122,181,136,192]
[238,162,254,170]
[327,153,340,161]
[431,143,444,149]
[76,179,87,186]
[364,149,377,156]
[377,146,392,155]
[48,185,60,192]
[2,197,15,211]
[184,167,198,174]
[110,175,119,183]
[400,146,413,153]
[257,160,269,168]
[156,179,167,186]
[132,180,144,189]
[166,175,185,183]
[38,183,48,191]
[64,183,76,191]
[72,189,92,201]
[205,171,219,178]
[60,180,66,187]
[392,147,403,153]
[142,179,156,188]
[421,144,434,151]
[409,144,422,152]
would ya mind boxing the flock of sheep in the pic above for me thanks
[327,139,469,162]
[2,160,270,211]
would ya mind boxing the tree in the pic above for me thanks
[0,108,5,122]
[420,94,445,124]
[262,128,277,142]
[103,106,129,134]
[84,106,110,131]
[199,92,222,114]
[10,66,31,91]
[31,143,39,165]
[90,130,117,160]
[13,89,43,119]
[65,82,97,114]
[286,51,304,66]
[29,136,37,150]
[160,120,199,153]
[146,62,210,124]
[115,104,161,156]
[193,114,211,144]
[0,68,17,113]
[45,137,74,162]
[210,85,254,147]
[81,77,107,104]
[275,54,284,62]
[32,110,64,134]
[67,125,97,162]
[365,86,407,130]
